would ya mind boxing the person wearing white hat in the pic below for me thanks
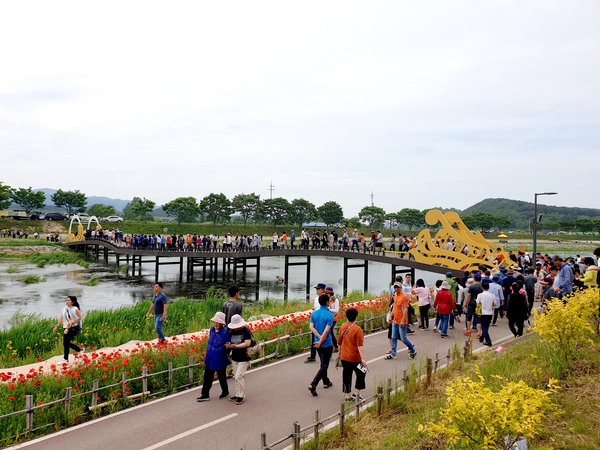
[225,314,253,405]
[197,312,231,402]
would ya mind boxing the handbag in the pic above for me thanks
[475,301,482,316]
[246,339,259,358]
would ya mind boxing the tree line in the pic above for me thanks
[1,181,521,232]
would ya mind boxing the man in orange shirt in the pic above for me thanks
[384,282,417,360]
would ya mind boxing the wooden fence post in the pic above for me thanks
[168,361,173,390]
[403,369,408,391]
[188,356,194,384]
[386,378,392,405]
[376,385,383,416]
[292,421,301,450]
[313,410,320,448]
[122,371,128,399]
[25,394,33,432]
[142,366,148,402]
[92,379,99,407]
[339,402,346,437]
[64,387,72,412]
[426,357,432,386]
[434,352,439,372]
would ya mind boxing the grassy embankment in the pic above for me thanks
[301,289,600,450]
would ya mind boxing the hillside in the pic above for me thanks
[460,198,600,230]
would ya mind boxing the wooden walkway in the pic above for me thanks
[65,239,454,296]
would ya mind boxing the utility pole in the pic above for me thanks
[268,181,275,200]
[370,191,374,207]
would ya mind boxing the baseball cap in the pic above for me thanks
[393,282,402,288]
[314,283,326,290]
[325,286,334,294]
[446,271,453,277]
[474,273,482,281]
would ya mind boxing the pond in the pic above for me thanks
[0,255,446,328]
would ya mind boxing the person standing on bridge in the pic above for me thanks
[145,282,168,345]
[308,294,335,396]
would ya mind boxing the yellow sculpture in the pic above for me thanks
[66,215,102,243]
[408,210,510,272]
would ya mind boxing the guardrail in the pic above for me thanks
[0,312,389,445]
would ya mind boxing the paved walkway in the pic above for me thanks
[5,312,524,450]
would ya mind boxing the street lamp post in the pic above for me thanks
[533,192,557,264]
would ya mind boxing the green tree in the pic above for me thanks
[231,193,261,226]
[384,212,399,229]
[261,197,291,226]
[471,212,497,233]
[358,206,386,229]
[317,201,344,227]
[199,193,232,225]
[162,197,200,225]
[50,189,87,215]
[0,182,13,209]
[461,214,477,230]
[10,187,46,215]
[343,216,361,229]
[290,198,317,228]
[495,215,512,232]
[123,197,156,222]
[88,204,117,219]
[397,208,424,230]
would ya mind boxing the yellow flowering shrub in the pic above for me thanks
[421,368,558,450]
[532,288,600,363]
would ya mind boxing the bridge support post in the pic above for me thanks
[343,258,369,296]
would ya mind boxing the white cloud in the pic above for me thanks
[1,0,599,215]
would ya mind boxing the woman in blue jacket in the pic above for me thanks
[197,311,231,402]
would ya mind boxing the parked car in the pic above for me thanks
[41,212,67,221]
[101,215,124,223]
[73,213,91,223]
[29,213,42,220]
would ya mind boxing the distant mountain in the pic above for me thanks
[33,188,131,213]
[461,198,600,230]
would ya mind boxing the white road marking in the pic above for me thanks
[141,413,238,450]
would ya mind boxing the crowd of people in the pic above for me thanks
[52,245,598,407]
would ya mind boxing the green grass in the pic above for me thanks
[26,251,89,268]
[19,275,46,284]
[5,265,18,273]
[85,277,99,286]
[301,334,600,450]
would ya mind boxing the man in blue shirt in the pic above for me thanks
[145,282,168,344]
[308,294,334,396]
[553,256,573,298]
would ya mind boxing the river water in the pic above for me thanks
[0,255,445,329]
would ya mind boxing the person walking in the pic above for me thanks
[506,283,529,337]
[385,282,417,360]
[337,307,366,403]
[476,282,496,347]
[414,278,431,330]
[308,294,334,396]
[325,286,340,352]
[225,314,252,405]
[222,285,243,326]
[145,282,168,344]
[197,312,231,402]
[53,295,84,363]
[433,281,456,338]
[305,283,326,363]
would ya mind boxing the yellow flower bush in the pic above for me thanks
[421,368,558,450]
[532,288,600,363]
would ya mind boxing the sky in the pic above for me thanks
[1,1,599,218]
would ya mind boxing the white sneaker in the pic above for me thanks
[79,347,85,355]
[61,358,69,363]
[433,326,437,331]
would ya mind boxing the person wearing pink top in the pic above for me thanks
[413,279,431,330]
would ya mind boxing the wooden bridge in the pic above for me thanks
[65,239,456,298]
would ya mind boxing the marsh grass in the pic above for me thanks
[26,251,89,268]
[5,265,19,273]
[19,275,46,284]
[85,277,99,286]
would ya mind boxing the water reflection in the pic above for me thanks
[0,256,444,328]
